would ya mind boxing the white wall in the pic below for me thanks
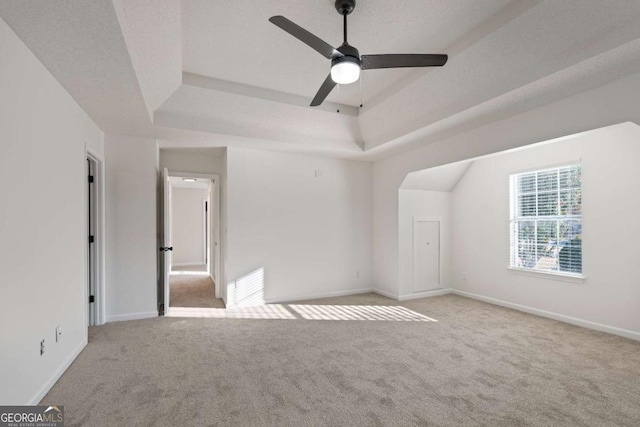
[373,72,640,296]
[171,187,208,265]
[398,190,452,299]
[451,123,640,337]
[159,149,224,174]
[226,147,373,304]
[0,16,103,404]
[105,135,158,321]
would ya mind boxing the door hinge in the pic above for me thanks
[88,175,94,183]
[89,295,95,303]
[89,235,95,243]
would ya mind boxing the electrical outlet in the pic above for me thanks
[56,326,62,343]
[40,339,45,356]
[356,271,360,279]
[315,170,322,178]
[462,272,468,282]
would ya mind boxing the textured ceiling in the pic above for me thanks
[185,0,512,107]
[1,0,640,161]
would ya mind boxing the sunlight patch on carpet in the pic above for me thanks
[289,305,437,321]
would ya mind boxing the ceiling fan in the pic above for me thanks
[269,0,448,107]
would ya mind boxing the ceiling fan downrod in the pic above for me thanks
[336,0,355,44]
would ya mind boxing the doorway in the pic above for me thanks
[413,217,441,292]
[160,170,223,313]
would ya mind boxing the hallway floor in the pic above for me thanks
[169,274,225,308]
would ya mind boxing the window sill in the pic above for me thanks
[507,267,586,283]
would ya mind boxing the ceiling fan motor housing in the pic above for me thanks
[334,43,361,64]
[335,0,356,15]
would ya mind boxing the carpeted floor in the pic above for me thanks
[169,275,225,308]
[41,293,640,426]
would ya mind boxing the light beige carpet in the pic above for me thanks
[41,294,640,426]
[169,275,225,308]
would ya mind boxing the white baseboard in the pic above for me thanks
[265,288,374,304]
[452,290,640,341]
[30,337,87,405]
[398,288,453,301]
[374,288,452,301]
[372,288,399,300]
[172,262,206,267]
[106,311,157,323]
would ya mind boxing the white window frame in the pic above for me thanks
[508,163,585,282]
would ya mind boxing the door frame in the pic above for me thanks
[165,171,221,299]
[85,148,106,325]
[412,216,442,292]
[203,198,209,266]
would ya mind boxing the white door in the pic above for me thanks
[413,220,440,291]
[162,168,172,312]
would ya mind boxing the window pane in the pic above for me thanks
[559,219,581,241]
[537,192,558,216]
[535,245,557,271]
[516,221,536,268]
[558,220,582,273]
[559,189,581,215]
[559,166,581,189]
[536,220,557,246]
[537,169,558,192]
[517,173,536,194]
[518,194,536,216]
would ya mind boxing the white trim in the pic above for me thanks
[373,288,453,301]
[398,288,452,301]
[507,267,586,283]
[413,216,442,292]
[86,149,106,326]
[167,171,221,300]
[264,288,374,304]
[106,311,158,323]
[452,290,640,342]
[29,338,87,405]
[373,288,400,300]
[203,198,208,266]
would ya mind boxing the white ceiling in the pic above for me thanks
[1,0,639,161]
[185,0,512,107]
[169,176,210,189]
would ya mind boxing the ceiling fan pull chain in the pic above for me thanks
[359,72,363,108]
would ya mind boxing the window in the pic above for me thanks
[510,164,582,276]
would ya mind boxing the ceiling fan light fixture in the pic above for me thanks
[331,56,360,84]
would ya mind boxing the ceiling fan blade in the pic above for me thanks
[269,16,341,60]
[310,74,337,106]
[361,54,448,70]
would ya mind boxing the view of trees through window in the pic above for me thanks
[510,165,582,274]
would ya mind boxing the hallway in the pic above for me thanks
[169,275,225,308]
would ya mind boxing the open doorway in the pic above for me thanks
[169,176,210,274]
[161,171,224,311]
